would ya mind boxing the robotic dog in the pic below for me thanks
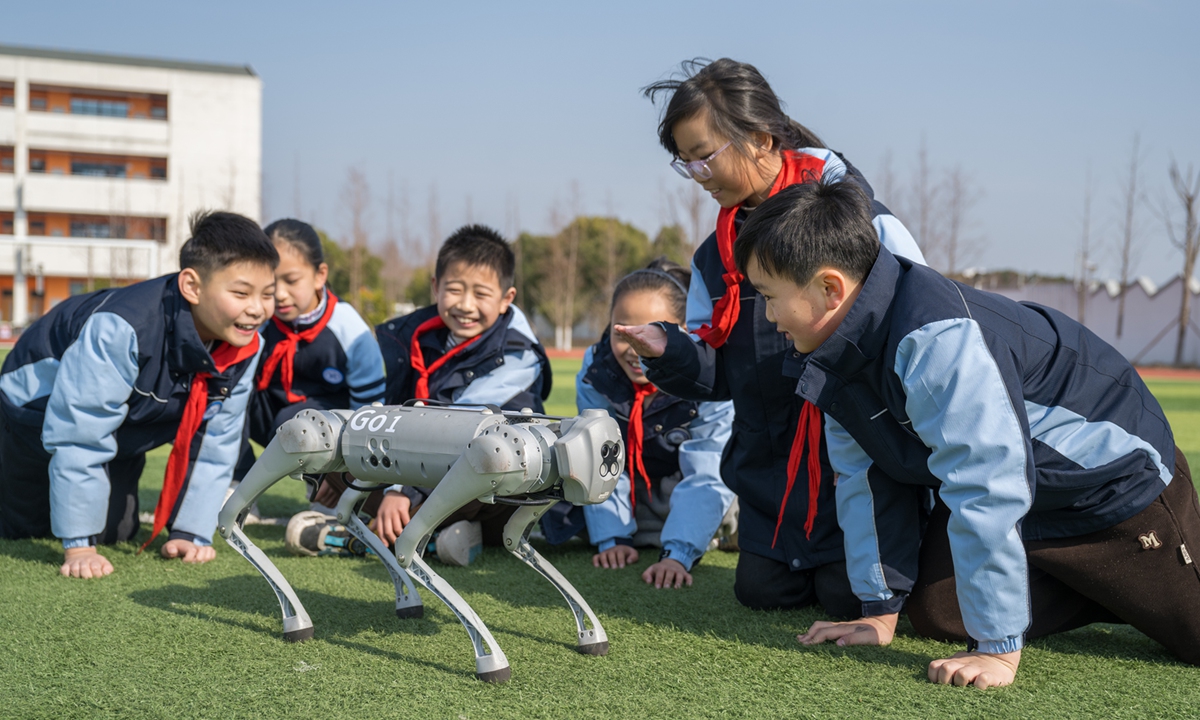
[218,401,623,682]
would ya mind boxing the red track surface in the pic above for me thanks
[1137,366,1200,380]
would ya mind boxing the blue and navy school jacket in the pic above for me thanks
[0,274,263,545]
[248,290,385,441]
[797,246,1175,654]
[570,331,734,570]
[643,148,927,572]
[375,304,551,412]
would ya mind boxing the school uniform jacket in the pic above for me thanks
[0,274,263,544]
[250,290,385,437]
[643,148,927,571]
[795,246,1175,653]
[375,304,551,412]
[576,332,734,570]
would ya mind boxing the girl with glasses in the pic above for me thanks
[615,58,925,617]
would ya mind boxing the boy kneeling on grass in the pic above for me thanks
[617,178,1200,688]
[0,212,277,579]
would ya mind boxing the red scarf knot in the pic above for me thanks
[409,315,483,400]
[626,381,657,512]
[256,290,339,403]
[694,150,828,349]
[772,400,824,548]
[141,334,261,552]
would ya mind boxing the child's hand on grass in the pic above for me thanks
[928,650,1020,689]
[593,545,638,569]
[642,558,692,589]
[60,546,114,579]
[612,324,668,359]
[374,492,412,545]
[312,478,343,508]
[161,539,216,564]
[797,613,898,647]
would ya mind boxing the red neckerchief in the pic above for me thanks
[410,315,483,399]
[141,335,261,552]
[626,381,657,512]
[772,401,823,546]
[694,150,827,349]
[256,290,339,403]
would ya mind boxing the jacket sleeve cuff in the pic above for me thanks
[861,594,907,617]
[399,486,427,505]
[971,635,1024,654]
[168,530,212,547]
[661,541,700,571]
[62,536,95,549]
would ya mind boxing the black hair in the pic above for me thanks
[643,58,825,160]
[435,224,515,288]
[733,176,880,287]
[610,257,691,324]
[179,210,279,277]
[264,218,324,270]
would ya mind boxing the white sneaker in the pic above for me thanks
[430,520,483,566]
[285,511,337,556]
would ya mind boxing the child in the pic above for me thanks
[629,58,926,615]
[302,224,550,564]
[548,259,734,590]
[235,219,385,478]
[0,211,277,579]
[732,179,1200,687]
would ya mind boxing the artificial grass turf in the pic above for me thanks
[2,360,1200,717]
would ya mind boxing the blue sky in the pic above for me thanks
[6,1,1199,282]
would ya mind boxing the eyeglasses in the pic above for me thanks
[670,141,732,181]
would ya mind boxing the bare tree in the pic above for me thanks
[909,136,942,264]
[427,182,441,271]
[941,165,984,275]
[381,171,404,312]
[877,150,900,212]
[1115,135,1143,339]
[1163,161,1200,366]
[1076,169,1094,325]
[604,192,619,301]
[340,167,371,311]
[504,193,522,302]
[221,157,238,211]
[676,182,709,252]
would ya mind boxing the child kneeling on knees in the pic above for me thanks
[542,259,735,589]
[295,224,551,565]
[0,211,277,578]
[729,178,1200,688]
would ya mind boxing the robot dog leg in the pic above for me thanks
[217,409,352,641]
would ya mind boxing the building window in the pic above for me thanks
[71,98,130,118]
[0,83,13,108]
[150,106,167,119]
[29,221,45,235]
[71,221,112,238]
[150,164,166,179]
[30,96,46,110]
[69,280,87,296]
[30,157,45,173]
[72,161,127,178]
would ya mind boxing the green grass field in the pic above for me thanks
[2,358,1199,718]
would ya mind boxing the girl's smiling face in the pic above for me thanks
[609,289,683,385]
[670,108,782,210]
[272,240,329,323]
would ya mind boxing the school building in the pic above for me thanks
[0,44,261,329]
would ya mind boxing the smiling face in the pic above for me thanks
[432,261,516,340]
[745,255,859,354]
[180,261,276,347]
[610,288,683,385]
[670,109,782,209]
[271,240,329,323]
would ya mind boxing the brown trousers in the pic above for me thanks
[907,449,1200,664]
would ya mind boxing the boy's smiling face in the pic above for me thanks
[432,261,516,341]
[180,261,276,347]
[746,256,859,354]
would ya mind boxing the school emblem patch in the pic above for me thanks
[203,401,223,421]
[322,367,345,385]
